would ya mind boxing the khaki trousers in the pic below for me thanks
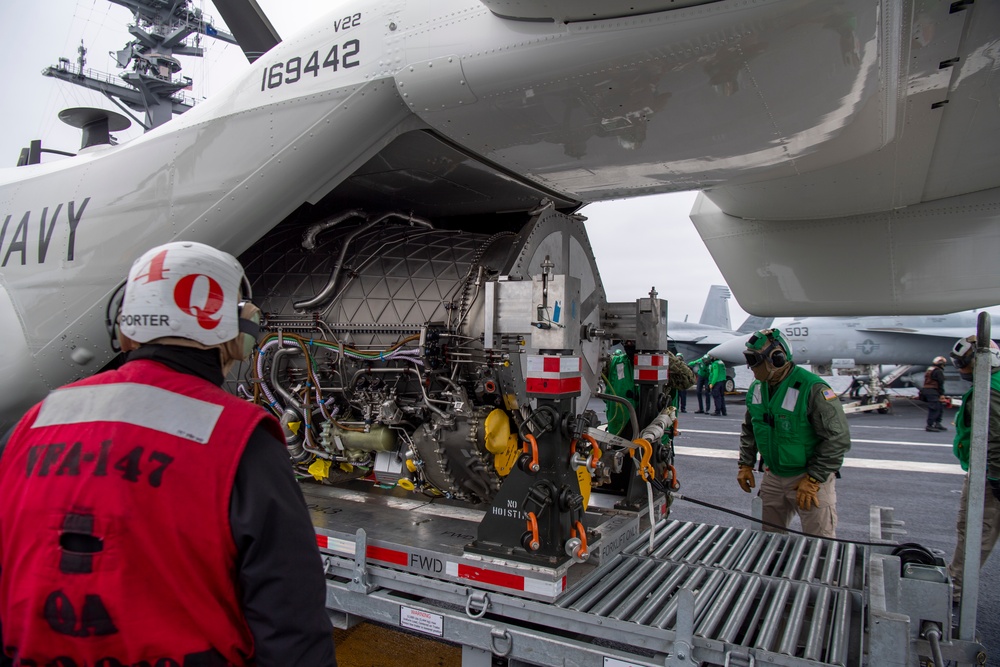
[759,471,838,538]
[948,474,1000,601]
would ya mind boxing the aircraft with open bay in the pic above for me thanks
[1,0,999,428]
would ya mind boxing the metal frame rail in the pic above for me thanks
[323,519,867,666]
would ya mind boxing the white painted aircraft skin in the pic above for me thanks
[1,0,999,425]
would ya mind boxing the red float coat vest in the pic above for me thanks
[0,359,283,666]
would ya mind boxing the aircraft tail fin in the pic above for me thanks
[736,315,774,335]
[698,285,732,329]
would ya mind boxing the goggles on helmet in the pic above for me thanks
[743,349,768,367]
[951,336,975,370]
[744,329,790,368]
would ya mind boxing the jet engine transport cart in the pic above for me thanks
[233,209,991,665]
[310,485,985,667]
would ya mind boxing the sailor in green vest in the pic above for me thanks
[688,355,712,414]
[708,356,728,416]
[946,335,1000,603]
[736,329,851,538]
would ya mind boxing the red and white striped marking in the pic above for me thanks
[633,353,668,383]
[445,562,565,597]
[526,355,582,396]
[316,534,565,598]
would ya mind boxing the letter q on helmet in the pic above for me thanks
[950,335,1000,370]
[119,241,252,346]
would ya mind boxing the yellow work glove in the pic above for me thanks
[796,475,822,510]
[737,465,756,493]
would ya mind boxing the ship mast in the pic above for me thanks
[42,0,237,131]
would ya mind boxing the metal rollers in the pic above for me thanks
[559,520,862,664]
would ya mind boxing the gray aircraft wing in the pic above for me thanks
[856,327,973,340]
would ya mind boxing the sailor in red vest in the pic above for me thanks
[0,242,337,666]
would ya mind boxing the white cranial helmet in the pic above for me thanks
[950,335,1000,370]
[120,241,249,346]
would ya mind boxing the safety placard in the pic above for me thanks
[400,606,444,637]
[604,658,650,667]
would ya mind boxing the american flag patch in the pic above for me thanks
[822,388,838,401]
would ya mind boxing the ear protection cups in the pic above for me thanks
[221,301,262,365]
[746,328,792,369]
[105,281,128,354]
[236,302,262,360]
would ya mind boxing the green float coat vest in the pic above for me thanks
[605,349,637,436]
[953,370,1000,470]
[708,360,726,385]
[746,366,826,477]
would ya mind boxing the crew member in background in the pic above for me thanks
[946,335,1000,604]
[0,242,337,667]
[922,356,949,432]
[675,353,688,412]
[736,329,851,538]
[689,355,712,414]
[709,355,728,416]
[668,353,697,415]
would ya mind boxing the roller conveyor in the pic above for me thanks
[314,485,875,666]
[556,520,863,665]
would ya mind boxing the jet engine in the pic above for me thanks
[236,204,609,504]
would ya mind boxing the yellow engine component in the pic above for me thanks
[484,409,510,455]
[397,478,415,491]
[483,409,521,476]
[308,458,332,481]
[494,434,520,477]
